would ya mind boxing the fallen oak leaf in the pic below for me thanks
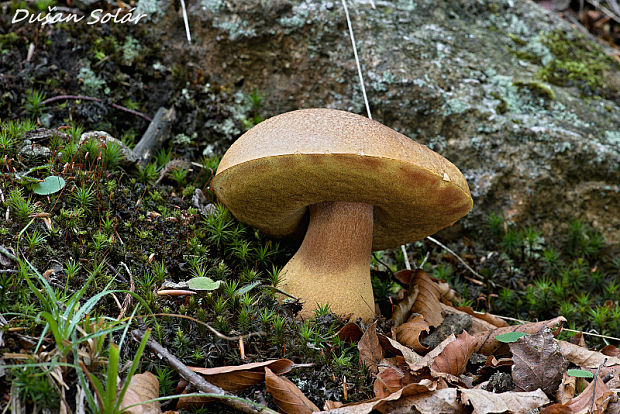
[391,314,430,353]
[557,340,620,379]
[265,366,319,414]
[410,270,443,327]
[187,359,294,391]
[460,388,550,414]
[472,316,566,355]
[337,323,363,343]
[600,345,620,358]
[177,359,294,409]
[556,372,577,404]
[119,372,161,414]
[431,330,477,378]
[373,356,429,398]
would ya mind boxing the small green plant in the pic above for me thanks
[24,228,46,252]
[7,188,36,220]
[11,366,59,410]
[64,258,80,279]
[332,350,354,370]
[24,89,46,118]
[314,303,331,319]
[72,184,95,209]
[154,364,176,396]
[267,265,281,287]
[137,162,159,184]
[170,166,188,186]
[102,141,123,170]
[155,148,171,167]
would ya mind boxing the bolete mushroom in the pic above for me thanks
[211,108,472,321]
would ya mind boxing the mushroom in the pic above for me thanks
[211,108,472,321]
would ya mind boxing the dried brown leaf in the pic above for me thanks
[337,323,363,343]
[556,372,577,404]
[472,316,566,355]
[600,345,620,358]
[441,303,499,333]
[391,285,419,326]
[319,381,462,414]
[460,388,550,414]
[188,359,294,391]
[391,314,430,353]
[120,372,161,414]
[557,340,620,378]
[265,366,319,414]
[456,306,509,328]
[553,376,614,414]
[410,270,443,327]
[431,330,477,377]
[373,357,416,398]
[509,328,568,396]
[358,322,384,375]
[407,334,457,373]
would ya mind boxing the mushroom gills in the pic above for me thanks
[278,201,375,321]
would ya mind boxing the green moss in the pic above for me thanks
[513,79,555,100]
[535,30,616,97]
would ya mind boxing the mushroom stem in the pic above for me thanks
[279,201,375,321]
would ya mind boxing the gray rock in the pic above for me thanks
[159,0,620,241]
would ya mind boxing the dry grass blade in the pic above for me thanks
[264,367,319,414]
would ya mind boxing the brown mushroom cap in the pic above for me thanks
[212,108,473,250]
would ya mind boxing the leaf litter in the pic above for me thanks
[126,269,618,413]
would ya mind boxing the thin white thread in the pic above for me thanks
[341,0,372,120]
[342,0,412,270]
[180,0,192,43]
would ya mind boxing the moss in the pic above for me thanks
[513,79,555,101]
[535,31,616,97]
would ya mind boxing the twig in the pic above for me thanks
[149,313,263,341]
[40,95,152,122]
[0,246,17,261]
[132,107,176,165]
[425,236,484,285]
[132,329,278,414]
[590,358,607,414]
[372,252,395,279]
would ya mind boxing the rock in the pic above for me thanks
[152,0,619,241]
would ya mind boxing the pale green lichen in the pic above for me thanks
[121,37,141,66]
[78,66,107,96]
[135,0,168,21]
[443,98,468,116]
